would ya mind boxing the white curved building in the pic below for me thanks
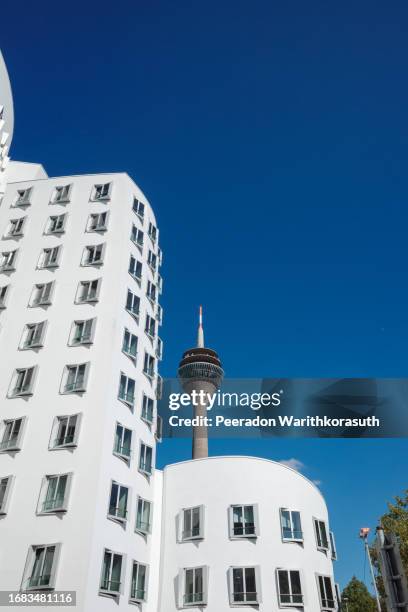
[158,456,338,611]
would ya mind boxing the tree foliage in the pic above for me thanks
[341,576,377,612]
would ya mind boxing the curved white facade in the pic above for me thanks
[0,50,14,144]
[158,456,337,611]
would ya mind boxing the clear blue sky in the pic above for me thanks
[3,0,407,593]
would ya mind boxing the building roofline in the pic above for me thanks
[162,455,325,500]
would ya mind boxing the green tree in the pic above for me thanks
[341,576,377,612]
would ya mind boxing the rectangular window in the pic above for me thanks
[147,222,157,243]
[141,394,154,424]
[0,476,13,514]
[317,575,336,610]
[76,279,100,303]
[14,187,32,207]
[139,443,153,475]
[280,509,303,541]
[131,225,144,249]
[23,544,60,590]
[118,373,135,406]
[10,367,36,397]
[31,282,54,307]
[7,217,26,237]
[158,273,163,293]
[183,567,207,606]
[83,244,104,266]
[100,549,123,595]
[62,363,89,393]
[135,497,152,534]
[0,418,24,452]
[122,329,137,360]
[156,303,163,325]
[130,561,148,602]
[277,569,303,606]
[230,567,259,604]
[39,246,60,269]
[114,423,132,460]
[21,321,46,349]
[156,337,163,360]
[51,184,71,204]
[314,518,329,551]
[46,214,66,234]
[146,280,157,303]
[0,285,9,308]
[108,481,129,522]
[51,415,80,449]
[182,506,204,541]
[91,182,111,201]
[0,249,18,271]
[145,314,156,339]
[126,289,140,319]
[133,198,145,221]
[155,415,163,442]
[329,531,337,560]
[143,352,155,379]
[40,474,71,513]
[129,255,142,282]
[147,250,157,272]
[87,211,108,232]
[230,504,258,538]
[70,319,95,345]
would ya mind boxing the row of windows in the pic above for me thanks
[0,279,163,325]
[178,504,336,558]
[2,210,159,250]
[13,542,339,610]
[5,363,161,402]
[10,182,154,230]
[0,242,162,279]
[0,315,162,359]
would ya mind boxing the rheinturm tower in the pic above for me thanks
[178,307,224,459]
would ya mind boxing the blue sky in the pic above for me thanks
[3,0,408,592]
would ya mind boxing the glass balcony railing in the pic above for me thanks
[42,497,65,512]
[233,592,258,603]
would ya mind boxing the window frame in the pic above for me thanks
[6,216,26,238]
[316,574,336,611]
[132,198,145,222]
[75,279,101,304]
[122,328,138,362]
[49,414,82,450]
[329,531,337,561]
[0,417,26,452]
[38,246,61,270]
[87,211,109,233]
[280,508,303,542]
[118,372,136,408]
[91,182,112,202]
[138,442,153,476]
[37,473,73,515]
[180,505,205,542]
[99,548,125,596]
[0,475,14,515]
[107,480,130,523]
[125,288,140,322]
[229,503,259,539]
[141,394,154,425]
[45,213,67,235]
[180,566,208,607]
[20,321,47,350]
[228,566,261,606]
[0,284,10,308]
[69,318,96,346]
[130,224,144,251]
[128,255,142,284]
[9,366,37,398]
[21,543,61,591]
[143,351,156,380]
[135,496,152,535]
[13,187,32,208]
[30,282,54,307]
[129,561,148,603]
[276,568,304,607]
[50,184,72,204]
[61,362,90,394]
[0,248,18,271]
[314,517,330,552]
[113,422,132,462]
[82,243,105,267]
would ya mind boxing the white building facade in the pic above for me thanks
[0,51,338,611]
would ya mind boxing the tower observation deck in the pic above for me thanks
[178,307,224,459]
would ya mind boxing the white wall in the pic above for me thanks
[0,172,162,611]
[158,456,336,611]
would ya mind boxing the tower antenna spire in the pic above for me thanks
[197,305,204,348]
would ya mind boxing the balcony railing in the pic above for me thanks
[100,579,120,593]
[184,593,204,605]
[42,497,65,512]
[233,523,255,536]
[233,592,258,603]
[109,506,127,520]
[130,585,145,601]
